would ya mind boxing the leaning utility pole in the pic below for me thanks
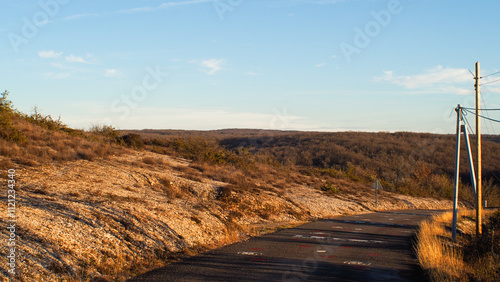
[475,62,483,235]
[452,105,462,241]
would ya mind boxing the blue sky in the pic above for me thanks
[1,0,500,133]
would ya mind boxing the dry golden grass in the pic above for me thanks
[416,214,468,281]
[417,211,500,281]
[0,116,124,166]
[415,210,499,281]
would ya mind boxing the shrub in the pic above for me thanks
[0,91,25,143]
[157,176,183,198]
[216,186,236,203]
[320,183,340,194]
[0,90,13,110]
[0,91,121,164]
[90,124,119,140]
[120,133,144,149]
[142,157,157,165]
[26,106,65,130]
[463,210,500,280]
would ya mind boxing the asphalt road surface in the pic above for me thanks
[130,210,443,281]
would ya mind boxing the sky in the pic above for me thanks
[1,0,500,133]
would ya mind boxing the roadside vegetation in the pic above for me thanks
[0,91,125,170]
[416,210,500,281]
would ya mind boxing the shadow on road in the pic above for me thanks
[129,251,427,281]
[129,210,438,281]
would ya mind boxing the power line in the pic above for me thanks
[480,114,500,124]
[481,78,500,86]
[461,109,476,135]
[482,70,500,78]
[463,108,500,124]
[469,69,476,78]
[481,90,496,135]
[481,89,497,135]
[462,107,500,111]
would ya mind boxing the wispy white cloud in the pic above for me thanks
[43,72,71,79]
[481,86,500,95]
[117,6,155,14]
[83,107,320,131]
[65,54,94,64]
[64,13,100,21]
[160,0,215,8]
[316,62,326,67]
[118,0,215,14]
[374,66,473,95]
[39,50,63,58]
[200,58,225,75]
[104,69,122,78]
[245,71,259,76]
[64,0,344,22]
[65,1,216,20]
[294,0,346,4]
[50,62,65,69]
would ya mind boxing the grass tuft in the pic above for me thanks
[416,213,467,281]
[416,210,500,281]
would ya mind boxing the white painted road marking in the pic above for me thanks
[349,239,370,243]
[238,252,262,256]
[344,261,371,266]
[328,237,386,244]
[293,234,327,240]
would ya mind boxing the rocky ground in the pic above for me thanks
[0,150,455,281]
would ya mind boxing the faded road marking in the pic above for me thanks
[344,261,371,266]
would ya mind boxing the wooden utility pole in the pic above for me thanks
[475,62,483,235]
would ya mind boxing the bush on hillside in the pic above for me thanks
[120,133,144,149]
[0,90,25,143]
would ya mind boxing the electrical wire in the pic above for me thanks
[468,69,476,78]
[482,70,500,79]
[481,78,500,86]
[461,109,476,135]
[462,107,500,111]
[481,90,497,135]
[463,108,500,124]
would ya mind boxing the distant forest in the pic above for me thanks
[126,129,500,206]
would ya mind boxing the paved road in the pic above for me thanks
[130,210,443,281]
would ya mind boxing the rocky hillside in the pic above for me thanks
[0,92,454,281]
[1,150,453,281]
